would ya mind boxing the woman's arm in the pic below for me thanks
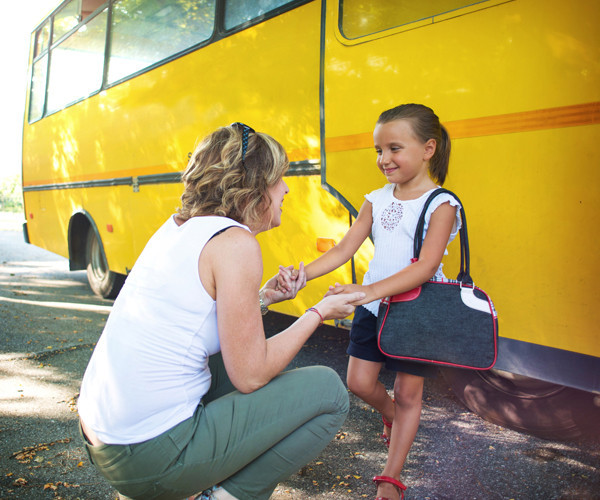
[200,227,363,393]
[327,202,457,305]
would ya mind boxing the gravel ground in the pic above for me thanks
[1,213,599,499]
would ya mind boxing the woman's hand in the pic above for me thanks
[262,263,307,306]
[324,283,373,306]
[312,290,366,321]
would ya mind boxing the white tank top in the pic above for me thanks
[361,184,461,316]
[78,216,248,444]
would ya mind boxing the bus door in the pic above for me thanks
[320,0,600,439]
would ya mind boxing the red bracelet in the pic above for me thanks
[305,307,324,325]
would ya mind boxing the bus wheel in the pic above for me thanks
[441,368,600,440]
[85,230,125,299]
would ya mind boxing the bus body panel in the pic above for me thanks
[22,0,599,398]
[22,0,371,319]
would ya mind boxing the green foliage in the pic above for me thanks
[0,175,24,213]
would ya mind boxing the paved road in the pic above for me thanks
[1,213,598,499]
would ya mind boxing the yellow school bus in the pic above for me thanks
[23,0,599,439]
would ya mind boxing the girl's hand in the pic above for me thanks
[276,264,304,293]
[312,291,366,321]
[263,263,306,305]
[324,283,373,305]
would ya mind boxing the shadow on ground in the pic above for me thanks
[1,226,599,499]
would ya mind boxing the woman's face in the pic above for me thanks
[265,177,289,229]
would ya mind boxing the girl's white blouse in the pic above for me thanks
[361,184,462,317]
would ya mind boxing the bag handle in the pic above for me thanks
[413,188,473,285]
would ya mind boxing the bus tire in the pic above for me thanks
[85,230,125,299]
[441,368,600,440]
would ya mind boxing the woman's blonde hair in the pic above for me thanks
[178,124,289,224]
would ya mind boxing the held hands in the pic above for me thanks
[274,262,373,311]
[261,263,307,306]
[324,283,372,306]
[276,263,304,294]
[312,290,366,321]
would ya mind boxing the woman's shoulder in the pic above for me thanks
[201,223,261,277]
[183,215,249,231]
[205,222,258,252]
[203,224,262,285]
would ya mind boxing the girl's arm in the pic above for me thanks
[328,202,457,305]
[278,200,373,291]
[200,227,364,393]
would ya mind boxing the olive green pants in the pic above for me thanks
[81,354,349,500]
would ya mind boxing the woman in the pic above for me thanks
[77,123,364,500]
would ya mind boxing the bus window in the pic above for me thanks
[29,54,48,122]
[223,0,297,30]
[29,20,51,122]
[340,0,486,39]
[47,9,107,113]
[34,21,50,58]
[107,0,216,85]
[52,0,81,43]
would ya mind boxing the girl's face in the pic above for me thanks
[373,119,436,186]
[264,177,289,230]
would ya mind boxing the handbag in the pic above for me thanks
[376,188,498,370]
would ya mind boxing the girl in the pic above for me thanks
[280,104,461,500]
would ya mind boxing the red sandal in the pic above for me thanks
[380,415,393,448]
[373,475,407,500]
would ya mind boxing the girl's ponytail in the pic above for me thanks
[429,124,451,185]
[377,104,451,185]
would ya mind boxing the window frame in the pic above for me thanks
[105,0,218,86]
[52,0,82,44]
[46,6,108,114]
[336,0,509,45]
[219,0,310,34]
[27,0,314,124]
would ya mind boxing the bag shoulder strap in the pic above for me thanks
[413,188,473,285]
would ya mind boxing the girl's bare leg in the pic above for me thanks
[346,356,395,442]
[346,357,394,413]
[376,372,424,500]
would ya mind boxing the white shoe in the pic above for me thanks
[190,485,238,500]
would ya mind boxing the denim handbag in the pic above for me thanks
[376,189,498,370]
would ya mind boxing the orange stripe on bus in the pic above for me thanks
[22,102,600,187]
[287,146,320,162]
[446,101,600,138]
[324,101,600,152]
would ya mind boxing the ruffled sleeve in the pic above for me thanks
[425,193,462,244]
[364,183,393,204]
